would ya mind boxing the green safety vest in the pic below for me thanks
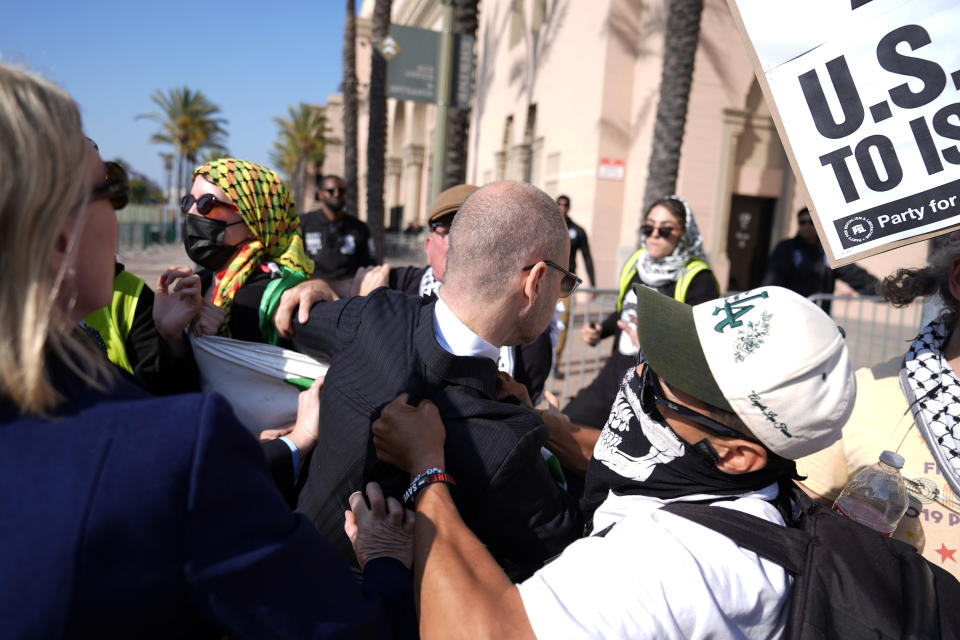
[83,270,145,374]
[616,249,715,312]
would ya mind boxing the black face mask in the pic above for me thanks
[182,215,246,271]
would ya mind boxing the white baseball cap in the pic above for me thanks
[634,285,856,460]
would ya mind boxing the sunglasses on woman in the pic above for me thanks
[641,224,676,239]
[640,366,758,443]
[91,161,130,210]
[522,259,582,298]
[180,193,239,216]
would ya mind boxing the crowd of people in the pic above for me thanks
[2,61,959,638]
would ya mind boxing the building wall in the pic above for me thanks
[349,0,927,285]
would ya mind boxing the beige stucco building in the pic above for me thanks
[330,0,926,289]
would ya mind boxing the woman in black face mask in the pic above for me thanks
[172,158,314,344]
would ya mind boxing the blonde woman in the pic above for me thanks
[0,64,415,638]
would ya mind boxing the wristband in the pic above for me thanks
[403,467,456,506]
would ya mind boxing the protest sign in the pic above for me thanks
[728,0,960,265]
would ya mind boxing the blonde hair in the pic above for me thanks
[0,63,114,414]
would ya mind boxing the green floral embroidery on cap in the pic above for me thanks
[733,311,771,362]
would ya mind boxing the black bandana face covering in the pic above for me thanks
[583,366,797,512]
[182,214,245,271]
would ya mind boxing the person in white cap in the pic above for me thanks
[369,284,856,639]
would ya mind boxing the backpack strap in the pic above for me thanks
[662,501,809,575]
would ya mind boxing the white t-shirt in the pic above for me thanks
[517,485,791,639]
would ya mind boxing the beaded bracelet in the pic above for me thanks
[403,467,456,506]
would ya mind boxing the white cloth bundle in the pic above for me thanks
[190,335,329,432]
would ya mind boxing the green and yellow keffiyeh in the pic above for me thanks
[193,158,313,337]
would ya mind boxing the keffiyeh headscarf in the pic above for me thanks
[901,317,960,498]
[636,195,708,288]
[193,158,314,336]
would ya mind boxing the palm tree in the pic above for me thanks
[343,0,359,218]
[138,87,228,197]
[443,0,480,189]
[367,0,392,259]
[639,0,704,231]
[271,103,330,210]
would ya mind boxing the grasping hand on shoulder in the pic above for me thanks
[273,279,341,339]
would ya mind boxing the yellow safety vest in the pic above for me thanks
[83,270,145,374]
[616,249,714,312]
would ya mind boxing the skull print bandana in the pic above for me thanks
[583,366,798,513]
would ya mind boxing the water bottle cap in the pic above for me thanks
[880,450,904,469]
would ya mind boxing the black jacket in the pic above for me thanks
[292,290,581,577]
[762,236,879,302]
[301,211,377,281]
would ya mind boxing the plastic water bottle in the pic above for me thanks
[832,450,909,536]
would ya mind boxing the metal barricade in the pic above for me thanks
[807,293,924,369]
[545,289,925,406]
[546,288,619,404]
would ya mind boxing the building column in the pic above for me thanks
[403,144,425,223]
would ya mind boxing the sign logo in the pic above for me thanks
[842,215,875,243]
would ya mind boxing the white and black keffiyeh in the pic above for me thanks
[901,318,960,498]
[635,195,708,288]
[418,266,440,297]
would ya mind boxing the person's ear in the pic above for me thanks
[948,257,960,303]
[424,234,431,253]
[52,215,74,274]
[710,438,768,474]
[520,261,547,312]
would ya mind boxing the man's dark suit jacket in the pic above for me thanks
[0,362,414,638]
[293,290,582,576]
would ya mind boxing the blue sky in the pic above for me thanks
[1,1,349,186]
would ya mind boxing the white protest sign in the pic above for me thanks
[729,0,960,264]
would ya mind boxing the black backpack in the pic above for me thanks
[662,484,960,640]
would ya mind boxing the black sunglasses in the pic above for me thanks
[641,224,677,239]
[429,215,455,236]
[91,161,129,210]
[522,259,582,298]
[180,193,239,216]
[641,367,757,443]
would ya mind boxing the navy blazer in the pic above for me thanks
[0,367,415,638]
[293,289,582,577]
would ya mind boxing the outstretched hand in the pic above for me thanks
[498,371,533,407]
[372,394,446,476]
[358,264,393,296]
[153,266,202,344]
[344,482,415,570]
[273,279,341,339]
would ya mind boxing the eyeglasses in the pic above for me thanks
[641,224,677,239]
[430,215,455,237]
[640,367,758,443]
[91,161,129,210]
[180,193,239,216]
[522,259,582,298]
